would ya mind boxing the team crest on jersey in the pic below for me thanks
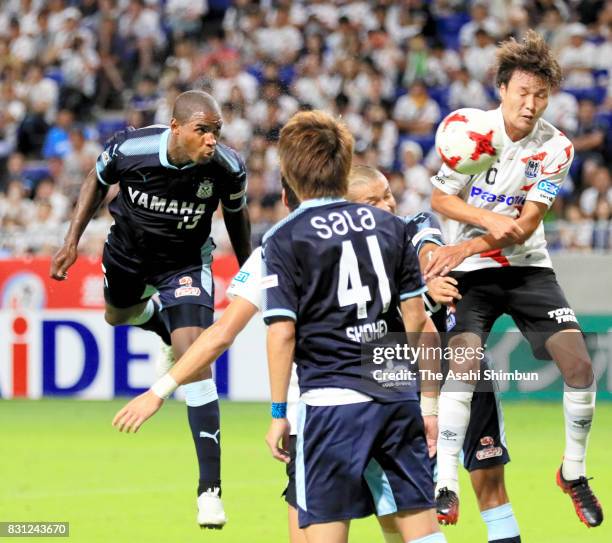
[524,159,540,179]
[196,180,214,199]
[101,151,111,165]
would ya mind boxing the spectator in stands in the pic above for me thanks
[459,1,500,48]
[580,166,612,218]
[559,203,592,250]
[42,109,74,160]
[592,196,611,250]
[422,39,461,88]
[165,0,207,40]
[464,28,497,85]
[58,35,100,118]
[558,23,597,89]
[543,87,579,135]
[33,177,69,223]
[393,80,441,135]
[60,126,101,204]
[129,74,160,126]
[96,16,126,110]
[385,1,426,44]
[119,0,167,77]
[448,65,490,110]
[573,99,610,185]
[255,4,302,63]
[0,178,33,231]
[401,140,431,199]
[213,56,259,105]
[537,7,570,55]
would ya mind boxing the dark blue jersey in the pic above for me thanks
[95,126,247,266]
[403,212,449,332]
[262,199,426,402]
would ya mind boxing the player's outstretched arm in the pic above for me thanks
[424,201,547,279]
[265,319,295,464]
[112,296,258,433]
[50,169,108,280]
[401,297,440,457]
[431,188,525,242]
[223,206,252,266]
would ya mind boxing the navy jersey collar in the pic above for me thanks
[159,129,197,170]
[298,197,346,210]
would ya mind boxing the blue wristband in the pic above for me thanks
[271,402,287,418]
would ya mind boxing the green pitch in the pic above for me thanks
[1,400,610,542]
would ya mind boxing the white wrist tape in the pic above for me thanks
[151,374,178,399]
[420,395,439,416]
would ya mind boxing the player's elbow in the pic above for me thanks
[268,320,296,344]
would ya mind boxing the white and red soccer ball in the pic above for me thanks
[435,108,503,175]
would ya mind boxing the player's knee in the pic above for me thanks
[472,468,507,510]
[563,358,593,387]
[104,311,127,326]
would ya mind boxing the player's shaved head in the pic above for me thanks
[279,110,353,200]
[347,165,386,191]
[172,90,221,124]
[347,165,396,214]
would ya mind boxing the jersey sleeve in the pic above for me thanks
[219,149,248,213]
[262,231,298,323]
[404,212,445,255]
[399,221,427,300]
[226,247,263,310]
[95,131,127,186]
[430,163,472,195]
[526,143,574,208]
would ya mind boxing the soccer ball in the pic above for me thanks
[435,108,503,175]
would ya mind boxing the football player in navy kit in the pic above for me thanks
[51,90,251,528]
[263,110,447,543]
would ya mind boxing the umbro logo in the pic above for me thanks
[572,419,592,429]
[440,430,457,440]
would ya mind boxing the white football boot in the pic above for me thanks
[197,487,227,529]
[155,341,175,377]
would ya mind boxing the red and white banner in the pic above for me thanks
[0,255,239,311]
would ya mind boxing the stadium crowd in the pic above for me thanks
[0,0,611,257]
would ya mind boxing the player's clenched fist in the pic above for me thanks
[265,418,290,464]
[481,212,524,242]
[112,390,164,433]
[49,244,78,281]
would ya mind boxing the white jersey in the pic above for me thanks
[226,247,301,435]
[431,107,574,272]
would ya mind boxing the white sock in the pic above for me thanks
[562,382,595,480]
[435,383,475,494]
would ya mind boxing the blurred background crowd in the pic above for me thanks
[0,0,611,258]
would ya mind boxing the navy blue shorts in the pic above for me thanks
[295,400,434,529]
[102,240,215,313]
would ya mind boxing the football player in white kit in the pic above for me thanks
[426,30,603,533]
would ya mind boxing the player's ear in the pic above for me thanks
[170,117,180,134]
[499,84,507,100]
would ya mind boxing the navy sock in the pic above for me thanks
[184,380,221,495]
[136,300,171,345]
